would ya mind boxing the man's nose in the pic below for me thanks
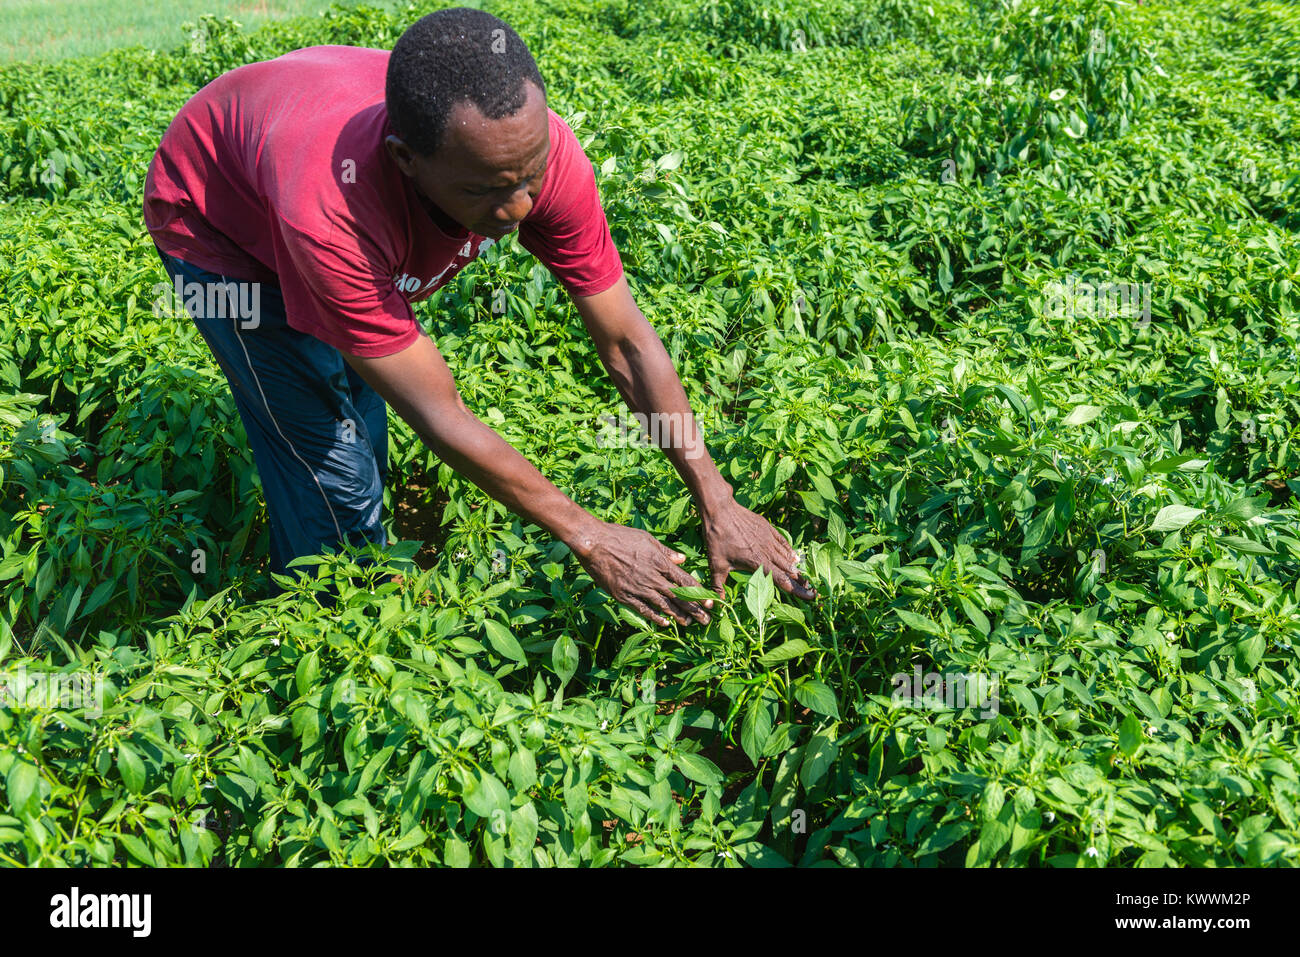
[495,185,533,222]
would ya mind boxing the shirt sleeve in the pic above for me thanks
[272,218,422,358]
[516,113,625,298]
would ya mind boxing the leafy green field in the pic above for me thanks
[1,0,1299,867]
[0,0,396,64]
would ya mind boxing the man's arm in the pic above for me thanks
[340,329,715,627]
[571,276,813,600]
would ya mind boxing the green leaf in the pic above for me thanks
[295,649,320,698]
[897,405,918,436]
[552,633,579,688]
[757,638,813,668]
[390,826,428,853]
[958,595,990,636]
[980,781,1005,821]
[656,150,684,171]
[1219,495,1269,524]
[1149,505,1204,533]
[1147,454,1208,473]
[254,812,279,852]
[1118,714,1144,757]
[119,833,156,866]
[1046,778,1082,805]
[5,760,39,817]
[462,768,510,822]
[1236,631,1266,671]
[1062,405,1105,427]
[443,834,471,867]
[1218,535,1274,556]
[744,568,775,624]
[1247,832,1287,866]
[794,679,839,719]
[483,620,526,663]
[508,748,537,792]
[991,384,1028,420]
[916,820,973,857]
[740,696,773,765]
[117,742,146,794]
[215,773,257,812]
[674,751,723,787]
[671,584,719,602]
[800,730,837,788]
[894,608,943,635]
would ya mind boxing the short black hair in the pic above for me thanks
[386,7,546,157]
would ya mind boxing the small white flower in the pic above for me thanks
[1147,725,1158,735]
[1045,811,1056,823]
[1165,632,1177,641]
[270,638,280,647]
[600,720,609,731]
[1085,846,1098,858]
[721,850,732,859]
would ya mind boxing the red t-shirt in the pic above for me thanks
[143,45,624,357]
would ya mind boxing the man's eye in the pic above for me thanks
[468,170,541,197]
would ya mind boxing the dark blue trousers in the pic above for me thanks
[155,247,389,588]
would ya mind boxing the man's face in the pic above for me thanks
[385,81,549,240]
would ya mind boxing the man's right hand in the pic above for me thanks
[570,521,713,628]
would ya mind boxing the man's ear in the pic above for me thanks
[385,134,418,177]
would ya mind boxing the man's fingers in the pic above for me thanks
[757,535,811,597]
[626,597,670,628]
[710,563,729,598]
[655,578,704,624]
[790,571,815,599]
[662,558,700,589]
[655,556,710,623]
[770,566,797,595]
[649,592,691,627]
[663,557,714,608]
[671,589,711,625]
[660,578,710,624]
[631,582,689,627]
[668,595,709,625]
[769,560,815,600]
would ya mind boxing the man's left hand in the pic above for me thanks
[702,501,815,601]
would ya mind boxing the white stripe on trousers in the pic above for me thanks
[219,277,346,544]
